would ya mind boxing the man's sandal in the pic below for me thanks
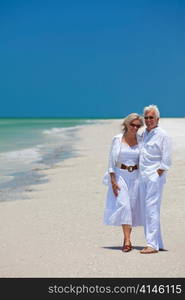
[140,246,158,254]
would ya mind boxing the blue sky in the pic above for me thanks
[0,0,185,117]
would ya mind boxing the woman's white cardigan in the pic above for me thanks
[103,132,141,185]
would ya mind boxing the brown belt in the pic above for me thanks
[116,162,138,172]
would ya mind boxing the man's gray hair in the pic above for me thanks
[143,104,160,118]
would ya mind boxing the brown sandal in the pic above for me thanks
[140,246,158,254]
[122,242,132,252]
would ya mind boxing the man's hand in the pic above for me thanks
[157,169,164,176]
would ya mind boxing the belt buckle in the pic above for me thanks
[128,166,133,172]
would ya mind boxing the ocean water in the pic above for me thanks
[0,118,96,202]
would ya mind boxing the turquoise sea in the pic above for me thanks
[0,118,96,202]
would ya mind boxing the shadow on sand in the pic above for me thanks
[102,246,168,251]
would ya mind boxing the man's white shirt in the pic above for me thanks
[139,126,172,182]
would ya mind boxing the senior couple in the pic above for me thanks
[103,104,172,254]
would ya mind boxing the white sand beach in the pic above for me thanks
[0,118,185,277]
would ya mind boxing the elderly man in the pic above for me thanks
[139,105,172,254]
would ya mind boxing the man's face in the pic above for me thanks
[144,110,159,131]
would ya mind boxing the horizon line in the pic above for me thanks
[0,116,184,119]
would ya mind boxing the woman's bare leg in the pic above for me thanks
[122,224,132,245]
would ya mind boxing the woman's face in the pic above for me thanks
[127,119,141,135]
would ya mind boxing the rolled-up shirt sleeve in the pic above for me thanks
[160,135,172,170]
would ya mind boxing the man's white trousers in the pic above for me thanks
[140,175,165,251]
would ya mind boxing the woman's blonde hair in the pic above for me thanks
[121,113,144,134]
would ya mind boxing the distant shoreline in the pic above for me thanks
[0,116,184,119]
[0,119,97,202]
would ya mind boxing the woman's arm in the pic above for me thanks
[110,172,120,197]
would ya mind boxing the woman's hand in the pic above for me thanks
[111,181,120,197]
[110,173,120,197]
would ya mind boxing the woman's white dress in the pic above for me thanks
[103,136,143,226]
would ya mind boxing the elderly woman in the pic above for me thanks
[103,113,144,252]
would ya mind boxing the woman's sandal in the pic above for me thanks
[122,242,132,252]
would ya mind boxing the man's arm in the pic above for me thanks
[158,135,172,175]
